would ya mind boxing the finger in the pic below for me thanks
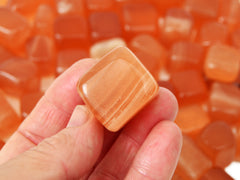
[89,88,178,179]
[0,106,104,179]
[125,121,182,180]
[0,59,98,164]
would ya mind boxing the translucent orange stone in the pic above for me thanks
[168,41,204,71]
[77,47,159,132]
[34,5,55,37]
[208,83,240,122]
[199,22,228,46]
[55,0,85,16]
[122,3,158,39]
[21,91,43,119]
[0,90,21,140]
[172,173,184,180]
[89,12,122,42]
[197,121,236,168]
[159,8,193,45]
[151,0,182,11]
[0,8,31,51]
[175,103,210,135]
[200,167,234,180]
[86,0,114,11]
[54,15,89,48]
[231,28,240,49]
[129,34,167,80]
[233,123,240,161]
[0,59,39,96]
[204,43,240,83]
[0,46,14,64]
[57,49,88,75]
[183,0,219,19]
[176,135,212,180]
[0,139,4,150]
[170,70,208,104]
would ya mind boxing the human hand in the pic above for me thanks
[0,59,182,180]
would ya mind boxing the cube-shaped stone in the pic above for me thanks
[86,0,114,11]
[55,0,85,16]
[204,43,240,83]
[231,28,240,49]
[77,47,159,132]
[200,167,233,180]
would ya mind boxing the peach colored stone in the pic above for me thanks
[77,47,159,132]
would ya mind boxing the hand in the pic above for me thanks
[0,59,182,180]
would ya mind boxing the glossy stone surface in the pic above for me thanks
[208,83,240,122]
[55,0,85,16]
[233,123,240,161]
[0,8,31,50]
[54,15,88,48]
[122,3,158,39]
[231,28,240,49]
[200,167,233,180]
[86,0,114,11]
[77,47,159,132]
[204,43,240,83]
[89,12,121,42]
[175,103,210,135]
[0,90,21,140]
[168,41,204,71]
[197,121,236,168]
[90,38,126,59]
[129,34,167,80]
[176,135,212,180]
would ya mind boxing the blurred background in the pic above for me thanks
[0,0,239,179]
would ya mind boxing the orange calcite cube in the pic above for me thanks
[0,139,4,150]
[54,15,89,48]
[21,91,43,118]
[170,70,208,104]
[34,5,55,37]
[175,103,210,135]
[176,135,212,180]
[231,28,240,49]
[208,83,240,122]
[86,0,114,11]
[55,0,85,16]
[89,12,122,42]
[199,22,228,46]
[159,8,193,45]
[0,8,31,50]
[172,173,184,180]
[0,90,21,140]
[200,167,233,180]
[27,35,56,76]
[0,59,39,96]
[77,47,159,132]
[183,0,219,19]
[197,121,236,168]
[169,41,204,71]
[0,46,14,64]
[129,34,167,80]
[122,3,158,39]
[204,43,240,83]
[151,0,182,11]
[57,49,88,75]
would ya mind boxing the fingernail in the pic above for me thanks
[67,105,93,127]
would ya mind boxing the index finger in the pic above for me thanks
[0,59,98,164]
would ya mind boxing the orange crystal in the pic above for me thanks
[0,90,21,140]
[176,135,212,180]
[0,8,31,51]
[0,139,4,150]
[55,0,85,16]
[231,28,240,49]
[86,0,114,11]
[204,43,240,83]
[197,121,236,168]
[77,47,159,132]
[89,12,122,42]
[200,167,233,180]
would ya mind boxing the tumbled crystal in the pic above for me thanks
[77,47,159,132]
[200,167,233,180]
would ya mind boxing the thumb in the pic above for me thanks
[0,106,104,180]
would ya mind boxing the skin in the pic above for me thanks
[0,59,182,180]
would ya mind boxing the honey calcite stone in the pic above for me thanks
[197,121,236,168]
[0,8,31,50]
[175,103,210,135]
[0,90,21,141]
[169,41,204,71]
[77,47,159,132]
[129,34,167,80]
[208,83,240,122]
[200,167,234,180]
[176,135,212,180]
[204,43,240,83]
[122,3,158,39]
